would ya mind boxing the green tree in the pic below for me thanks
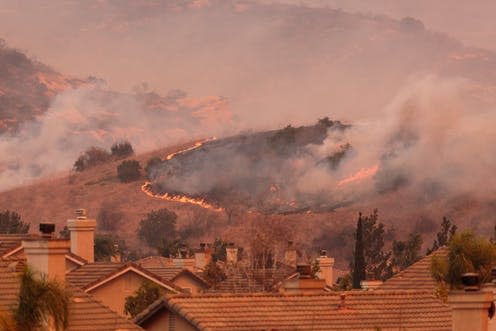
[427,216,457,254]
[352,216,366,289]
[357,210,392,281]
[203,260,226,287]
[391,232,423,271]
[0,211,29,234]
[110,141,134,158]
[59,226,70,239]
[14,268,70,331]
[73,146,111,172]
[124,281,161,318]
[211,238,228,262]
[94,235,119,262]
[117,160,141,183]
[431,231,496,290]
[138,208,178,252]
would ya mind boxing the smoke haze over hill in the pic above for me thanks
[0,0,495,222]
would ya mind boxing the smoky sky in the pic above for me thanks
[0,0,495,201]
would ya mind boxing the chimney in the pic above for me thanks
[282,264,326,293]
[194,243,212,269]
[226,242,238,264]
[316,249,335,287]
[67,209,96,263]
[284,241,297,267]
[22,223,70,282]
[110,243,121,263]
[448,273,494,331]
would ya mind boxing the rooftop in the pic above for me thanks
[136,291,452,331]
[379,247,448,291]
[0,259,144,331]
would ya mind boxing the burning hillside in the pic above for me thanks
[145,73,496,222]
[145,118,376,214]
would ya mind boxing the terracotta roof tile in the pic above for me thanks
[67,262,126,288]
[0,259,143,330]
[0,234,36,257]
[67,262,182,293]
[160,291,452,330]
[379,247,448,291]
[207,262,297,293]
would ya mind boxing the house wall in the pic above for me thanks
[88,271,165,316]
[142,309,198,331]
[173,274,206,294]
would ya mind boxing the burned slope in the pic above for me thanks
[147,118,355,213]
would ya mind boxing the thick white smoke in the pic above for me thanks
[0,83,233,191]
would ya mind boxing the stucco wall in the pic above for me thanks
[88,271,165,316]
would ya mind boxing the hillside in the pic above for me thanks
[0,39,84,133]
[1,124,494,268]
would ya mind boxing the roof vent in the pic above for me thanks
[75,208,87,220]
[39,223,55,238]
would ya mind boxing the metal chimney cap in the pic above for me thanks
[461,272,480,291]
[75,208,87,219]
[320,249,327,257]
[39,223,55,238]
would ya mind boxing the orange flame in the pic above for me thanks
[141,137,223,212]
[337,164,379,187]
[141,182,224,212]
[165,137,215,160]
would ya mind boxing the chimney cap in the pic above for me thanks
[39,223,55,237]
[461,272,480,291]
[75,208,87,219]
[320,249,327,257]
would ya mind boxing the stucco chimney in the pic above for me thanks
[316,249,334,287]
[448,273,494,331]
[284,241,297,267]
[22,223,70,282]
[67,209,96,263]
[226,242,238,264]
[194,243,212,269]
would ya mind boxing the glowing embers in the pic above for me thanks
[337,164,379,187]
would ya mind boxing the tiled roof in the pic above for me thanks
[67,262,182,293]
[136,256,194,280]
[207,262,297,293]
[140,265,185,280]
[0,234,36,257]
[67,262,125,288]
[379,247,448,291]
[137,291,452,331]
[0,259,20,311]
[68,287,144,331]
[0,260,144,330]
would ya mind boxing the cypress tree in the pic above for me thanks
[352,214,366,289]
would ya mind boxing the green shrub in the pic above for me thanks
[124,282,161,318]
[73,147,111,171]
[117,160,141,182]
[111,141,134,158]
[0,210,29,234]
